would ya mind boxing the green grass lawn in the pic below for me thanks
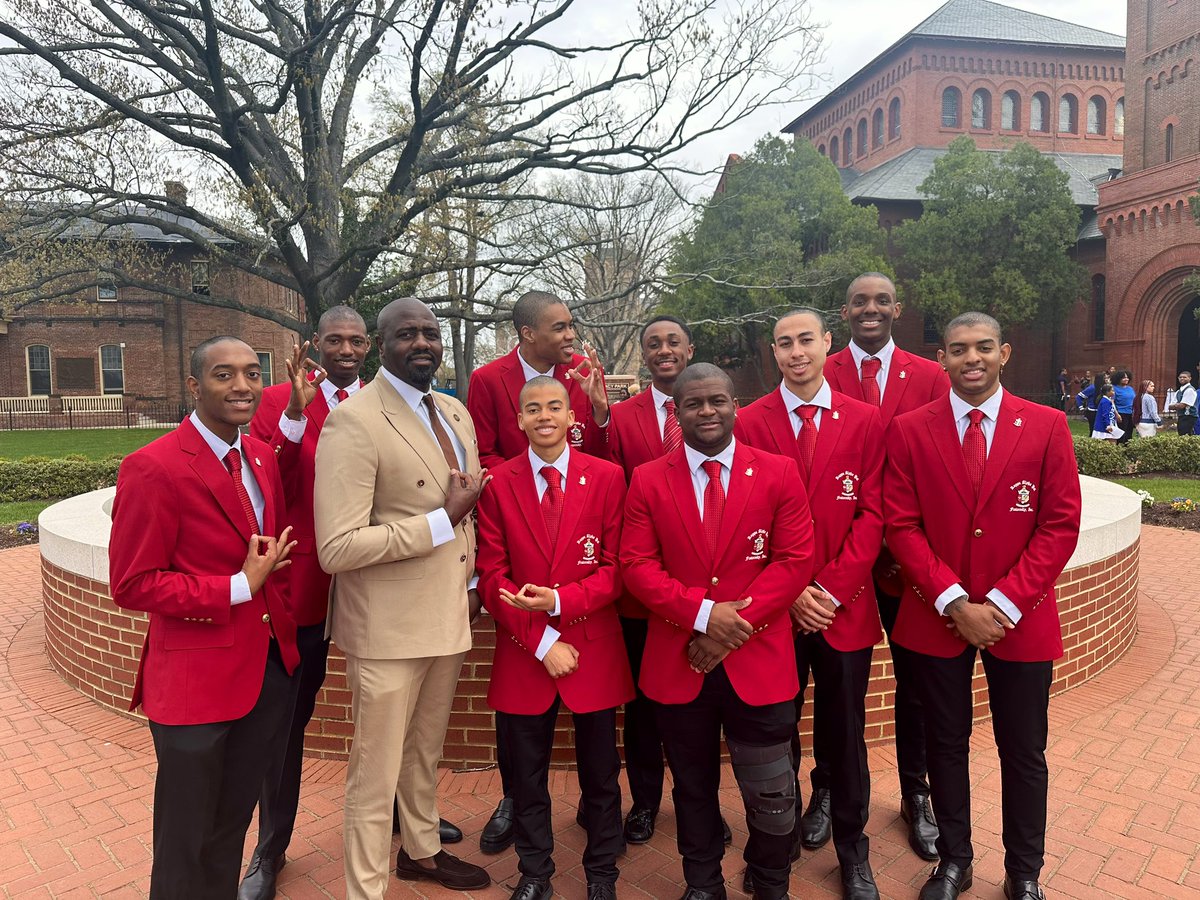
[0,499,54,527]
[1068,416,1090,437]
[1108,475,1200,502]
[0,428,169,460]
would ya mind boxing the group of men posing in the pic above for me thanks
[108,272,1082,900]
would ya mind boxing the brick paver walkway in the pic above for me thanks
[1,526,1195,898]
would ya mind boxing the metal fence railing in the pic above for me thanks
[0,399,186,431]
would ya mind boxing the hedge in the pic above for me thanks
[1073,434,1200,478]
[0,454,122,502]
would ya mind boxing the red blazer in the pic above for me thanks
[883,392,1082,661]
[620,442,814,706]
[476,451,634,715]
[466,347,607,469]
[251,380,361,626]
[826,345,950,592]
[109,417,300,725]
[735,387,884,651]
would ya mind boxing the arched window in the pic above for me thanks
[1166,123,1174,162]
[1001,91,1021,130]
[830,136,839,164]
[872,108,884,148]
[1114,97,1125,136]
[818,143,826,157]
[857,119,868,157]
[100,344,124,395]
[26,345,51,396]
[1030,92,1049,132]
[842,127,852,165]
[1087,96,1107,134]
[971,89,991,129]
[941,87,961,127]
[1091,275,1105,343]
[1058,94,1078,133]
[888,97,901,140]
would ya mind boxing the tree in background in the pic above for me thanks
[893,137,1086,331]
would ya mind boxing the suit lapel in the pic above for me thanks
[248,439,276,536]
[830,352,864,402]
[763,392,796,460]
[976,393,1026,508]
[924,397,976,511]
[307,386,331,432]
[715,444,756,567]
[500,351,528,422]
[809,392,847,487]
[376,379,449,490]
[880,349,916,423]
[510,463,553,564]
[552,454,591,568]
[179,419,253,541]
[635,391,664,458]
[430,391,475,469]
[666,450,708,563]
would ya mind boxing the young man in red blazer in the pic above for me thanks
[476,375,633,900]
[885,313,1081,900]
[109,337,300,899]
[466,289,611,849]
[621,363,815,900]
[821,272,950,860]
[736,309,884,900]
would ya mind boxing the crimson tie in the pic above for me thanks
[334,388,349,403]
[662,399,683,456]
[223,448,260,534]
[860,357,882,406]
[701,460,725,559]
[794,405,819,478]
[962,409,987,497]
[540,466,564,550]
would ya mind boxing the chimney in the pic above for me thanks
[164,181,188,205]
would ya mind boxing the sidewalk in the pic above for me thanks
[1,526,1195,898]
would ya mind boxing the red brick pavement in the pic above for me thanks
[1,526,1196,898]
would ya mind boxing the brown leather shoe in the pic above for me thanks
[395,848,490,890]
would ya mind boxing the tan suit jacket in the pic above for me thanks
[314,375,479,659]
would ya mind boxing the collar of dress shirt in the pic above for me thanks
[517,348,554,382]
[684,436,737,476]
[189,410,244,460]
[528,444,570,487]
[378,366,435,414]
[321,376,361,403]
[651,384,672,412]
[949,385,1005,426]
[779,378,832,414]
[847,337,896,372]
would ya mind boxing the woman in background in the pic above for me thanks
[1113,371,1136,444]
[1134,380,1162,438]
[1092,384,1121,440]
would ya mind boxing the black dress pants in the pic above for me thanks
[147,641,297,900]
[496,699,623,884]
[910,645,1053,881]
[656,665,796,899]
[791,632,873,868]
[252,621,330,859]
[619,615,665,812]
[1177,415,1197,436]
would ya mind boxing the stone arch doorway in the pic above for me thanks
[1177,295,1200,379]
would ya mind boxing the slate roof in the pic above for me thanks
[910,0,1124,49]
[18,200,237,245]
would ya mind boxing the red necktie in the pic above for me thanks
[701,460,725,559]
[224,448,260,534]
[794,405,819,478]
[962,409,987,497]
[540,466,564,550]
[662,399,682,456]
[860,357,882,406]
[334,388,349,403]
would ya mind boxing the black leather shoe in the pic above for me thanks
[439,818,463,844]
[480,796,515,853]
[901,793,940,861]
[510,875,553,900]
[800,787,832,850]
[679,888,727,900]
[395,848,490,890]
[623,806,658,844]
[841,861,880,900]
[237,852,284,900]
[721,816,732,845]
[918,862,973,900]
[1004,875,1046,900]
[587,882,617,899]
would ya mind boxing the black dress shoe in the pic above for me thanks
[1004,875,1046,900]
[439,818,463,844]
[237,852,284,900]
[679,888,727,900]
[841,861,880,900]
[587,882,617,899]
[800,787,832,849]
[395,848,491,890]
[623,806,658,844]
[918,862,973,900]
[510,875,554,900]
[481,796,516,853]
[721,816,732,845]
[901,793,940,861]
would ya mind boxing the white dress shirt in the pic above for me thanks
[779,379,832,436]
[684,438,737,634]
[847,338,896,405]
[651,385,673,439]
[277,376,362,442]
[527,446,570,660]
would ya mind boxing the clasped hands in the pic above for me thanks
[945,596,1014,649]
[789,585,837,633]
[687,596,753,674]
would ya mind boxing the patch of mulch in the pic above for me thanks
[0,527,38,550]
[1140,506,1200,532]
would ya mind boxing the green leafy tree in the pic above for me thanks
[663,135,887,372]
[893,137,1086,330]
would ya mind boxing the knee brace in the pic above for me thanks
[727,738,796,836]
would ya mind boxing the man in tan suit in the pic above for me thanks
[315,297,490,900]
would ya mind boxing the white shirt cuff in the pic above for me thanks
[814,581,841,609]
[426,509,455,547]
[986,588,1023,624]
[552,590,561,617]
[694,598,715,633]
[277,412,308,443]
[534,625,561,660]
[230,572,253,606]
[935,583,967,616]
[468,574,479,591]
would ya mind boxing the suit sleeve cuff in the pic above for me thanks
[935,583,967,616]
[426,509,455,547]
[534,625,561,660]
[230,572,253,606]
[693,598,715,633]
[277,412,308,443]
[814,581,841,608]
[986,588,1022,624]
[468,574,479,591]
[552,590,561,617]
